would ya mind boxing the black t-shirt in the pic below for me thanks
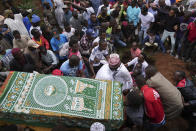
[164,15,179,32]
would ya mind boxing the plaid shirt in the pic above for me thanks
[80,35,93,55]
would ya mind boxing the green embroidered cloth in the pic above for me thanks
[0,72,124,130]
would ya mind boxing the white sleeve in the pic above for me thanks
[151,14,155,22]
[14,13,23,22]
[89,48,96,61]
[166,0,171,6]
[121,68,133,91]
[48,50,59,65]
[153,0,159,5]
[127,57,138,67]
[96,5,103,17]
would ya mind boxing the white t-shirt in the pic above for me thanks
[4,13,29,36]
[83,7,95,20]
[139,12,155,29]
[127,57,149,77]
[96,5,111,17]
[89,46,108,67]
[63,28,75,41]
[96,64,133,91]
[154,0,171,6]
[92,37,100,46]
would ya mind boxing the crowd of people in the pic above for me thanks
[0,0,196,130]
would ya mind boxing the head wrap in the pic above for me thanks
[31,14,40,23]
[4,9,13,18]
[11,48,21,57]
[108,53,120,67]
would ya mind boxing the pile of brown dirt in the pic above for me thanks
[153,53,190,84]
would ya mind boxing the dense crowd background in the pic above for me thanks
[0,0,196,131]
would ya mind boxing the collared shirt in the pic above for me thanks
[127,6,141,27]
[64,10,72,23]
[83,7,95,20]
[0,38,12,50]
[0,49,14,70]
[60,59,83,76]
[88,19,99,30]
[96,63,133,91]
[90,0,102,13]
[62,28,75,41]
[187,22,196,42]
[4,13,29,36]
[13,35,30,49]
[69,15,82,29]
[40,50,59,66]
[50,34,68,52]
[89,46,109,66]
[127,57,148,77]
[80,35,93,55]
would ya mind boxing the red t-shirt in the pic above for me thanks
[187,22,196,43]
[177,78,186,88]
[130,48,141,59]
[32,36,50,49]
[141,85,165,124]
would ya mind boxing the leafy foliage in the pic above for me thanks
[17,0,42,17]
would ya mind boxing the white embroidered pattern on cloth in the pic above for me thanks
[0,72,124,129]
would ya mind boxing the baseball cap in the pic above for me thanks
[86,29,97,38]
[27,40,40,48]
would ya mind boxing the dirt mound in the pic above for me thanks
[153,53,190,84]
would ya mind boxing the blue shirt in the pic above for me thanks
[90,0,102,13]
[60,59,83,76]
[64,10,72,23]
[41,0,53,8]
[23,16,32,33]
[50,34,68,52]
[50,34,68,60]
[88,19,99,30]
[127,6,141,27]
[1,49,14,69]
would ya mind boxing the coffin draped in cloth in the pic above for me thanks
[0,72,124,130]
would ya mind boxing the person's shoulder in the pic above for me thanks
[47,50,53,54]
[60,34,66,38]
[61,60,69,66]
[92,45,99,52]
[147,12,154,17]
[71,27,75,32]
